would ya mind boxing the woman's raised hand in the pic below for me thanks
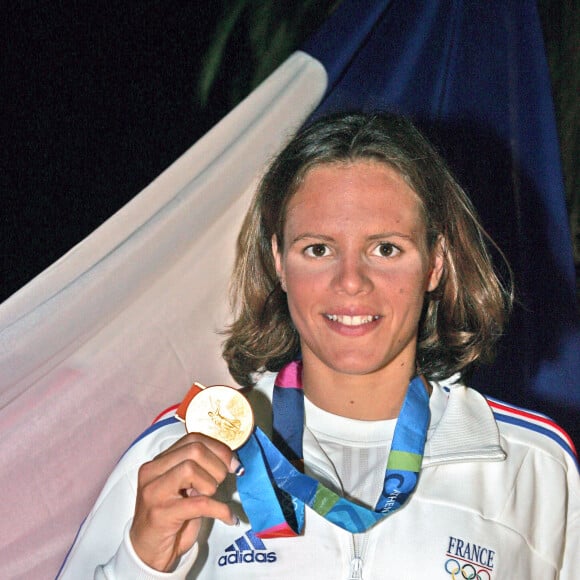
[129,432,241,572]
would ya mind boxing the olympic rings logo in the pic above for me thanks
[444,558,491,579]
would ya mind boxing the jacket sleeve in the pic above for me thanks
[58,421,197,579]
[560,453,580,580]
[95,523,198,580]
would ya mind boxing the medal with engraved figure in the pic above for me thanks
[181,383,254,450]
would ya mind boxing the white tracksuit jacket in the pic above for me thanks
[59,374,579,579]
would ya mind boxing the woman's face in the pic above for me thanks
[272,160,443,385]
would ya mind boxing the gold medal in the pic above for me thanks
[177,383,254,450]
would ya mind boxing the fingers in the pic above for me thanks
[141,436,230,494]
[154,431,233,468]
[158,432,243,473]
[162,492,239,527]
[138,432,244,510]
[130,432,242,571]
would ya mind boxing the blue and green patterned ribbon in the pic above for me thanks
[237,360,430,538]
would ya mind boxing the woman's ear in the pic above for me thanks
[427,236,445,292]
[271,235,286,291]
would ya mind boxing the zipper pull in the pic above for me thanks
[348,556,364,579]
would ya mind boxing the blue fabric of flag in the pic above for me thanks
[301,0,579,441]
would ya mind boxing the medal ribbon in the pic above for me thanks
[236,360,430,538]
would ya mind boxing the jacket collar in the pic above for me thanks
[423,377,506,466]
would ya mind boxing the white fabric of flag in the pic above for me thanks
[0,51,327,579]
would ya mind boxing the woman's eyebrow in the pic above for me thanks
[367,232,416,242]
[289,233,335,244]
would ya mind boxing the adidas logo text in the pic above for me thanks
[218,530,277,567]
[218,551,277,566]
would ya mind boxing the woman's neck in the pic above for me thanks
[300,359,416,421]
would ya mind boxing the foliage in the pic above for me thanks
[196,0,341,108]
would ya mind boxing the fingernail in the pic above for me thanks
[230,456,245,477]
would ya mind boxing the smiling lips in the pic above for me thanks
[324,314,381,326]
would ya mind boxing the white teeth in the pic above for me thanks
[325,314,379,326]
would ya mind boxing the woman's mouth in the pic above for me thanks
[324,314,381,326]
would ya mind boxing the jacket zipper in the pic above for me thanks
[348,534,368,579]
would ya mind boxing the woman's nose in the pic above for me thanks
[331,256,373,295]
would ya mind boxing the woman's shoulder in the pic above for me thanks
[428,377,578,475]
[484,395,578,472]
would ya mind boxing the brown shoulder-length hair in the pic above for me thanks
[222,112,512,388]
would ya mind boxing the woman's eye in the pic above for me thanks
[373,243,400,257]
[305,244,329,258]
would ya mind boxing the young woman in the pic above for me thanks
[59,113,578,579]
